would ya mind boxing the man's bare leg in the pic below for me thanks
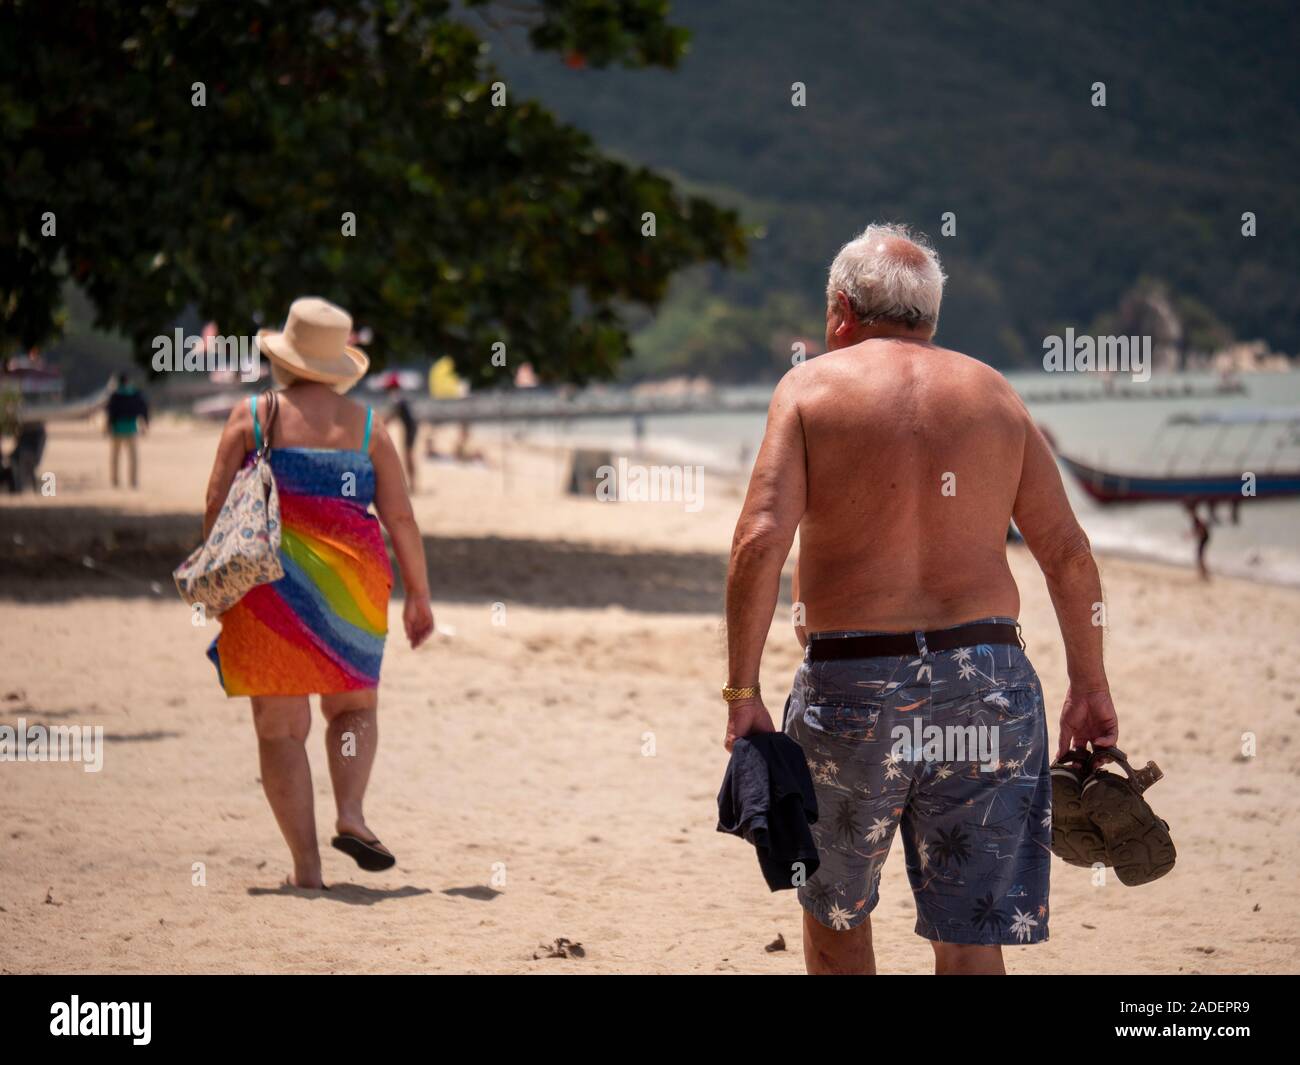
[321,690,387,852]
[803,911,876,974]
[931,941,1005,974]
[250,695,321,888]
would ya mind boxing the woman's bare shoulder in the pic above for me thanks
[222,395,253,434]
[338,392,374,427]
[226,394,254,424]
[329,391,379,451]
[208,395,255,456]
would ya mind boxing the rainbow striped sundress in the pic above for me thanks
[208,401,392,696]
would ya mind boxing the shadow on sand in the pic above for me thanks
[247,882,432,906]
[441,884,502,901]
[0,503,792,612]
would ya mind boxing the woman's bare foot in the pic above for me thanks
[285,869,325,890]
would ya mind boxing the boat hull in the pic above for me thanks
[1058,453,1300,504]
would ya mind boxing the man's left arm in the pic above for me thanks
[723,371,807,749]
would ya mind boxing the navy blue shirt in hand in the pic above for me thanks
[716,731,820,892]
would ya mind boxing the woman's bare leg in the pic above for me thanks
[320,689,385,848]
[249,696,320,888]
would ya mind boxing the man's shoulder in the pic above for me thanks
[935,347,1025,402]
[777,349,852,391]
[931,343,1006,376]
[785,344,1012,387]
[777,345,1022,405]
[769,356,817,401]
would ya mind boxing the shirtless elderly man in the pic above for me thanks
[723,223,1119,975]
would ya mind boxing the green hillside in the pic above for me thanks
[484,0,1300,379]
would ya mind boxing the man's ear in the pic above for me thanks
[833,291,857,337]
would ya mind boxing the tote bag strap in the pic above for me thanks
[253,390,279,458]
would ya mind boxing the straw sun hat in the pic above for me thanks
[257,297,369,393]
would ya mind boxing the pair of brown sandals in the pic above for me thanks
[1050,746,1176,885]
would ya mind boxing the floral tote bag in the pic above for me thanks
[173,391,283,615]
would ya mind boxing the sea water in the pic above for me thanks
[539,371,1300,586]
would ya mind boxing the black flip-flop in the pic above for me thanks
[331,833,396,872]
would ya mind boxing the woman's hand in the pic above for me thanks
[404,594,434,649]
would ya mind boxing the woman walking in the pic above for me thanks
[202,297,434,889]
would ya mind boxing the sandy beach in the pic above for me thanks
[1,418,1298,974]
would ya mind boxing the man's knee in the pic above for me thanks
[931,941,1005,975]
[803,910,874,975]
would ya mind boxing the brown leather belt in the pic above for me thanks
[807,621,1022,661]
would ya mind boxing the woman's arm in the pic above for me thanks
[369,416,434,648]
[203,401,253,538]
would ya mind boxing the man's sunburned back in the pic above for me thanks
[795,338,1027,633]
[724,225,1118,973]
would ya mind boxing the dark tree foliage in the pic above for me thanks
[488,0,1300,376]
[0,1,746,382]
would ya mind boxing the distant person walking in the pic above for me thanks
[723,223,1118,974]
[202,298,434,890]
[1185,500,1212,580]
[384,380,418,491]
[106,372,149,488]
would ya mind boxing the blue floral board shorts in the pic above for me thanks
[783,617,1051,945]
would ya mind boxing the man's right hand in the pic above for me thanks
[724,697,776,752]
[1056,686,1119,760]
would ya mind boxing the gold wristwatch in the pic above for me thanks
[721,684,760,702]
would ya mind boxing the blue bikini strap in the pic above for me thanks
[251,394,261,451]
[363,407,373,451]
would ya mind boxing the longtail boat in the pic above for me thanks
[1046,408,1300,505]
[1054,451,1300,504]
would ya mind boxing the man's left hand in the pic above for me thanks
[724,696,776,752]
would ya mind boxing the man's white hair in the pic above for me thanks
[826,222,946,330]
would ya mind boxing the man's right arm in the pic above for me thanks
[1012,415,1119,757]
